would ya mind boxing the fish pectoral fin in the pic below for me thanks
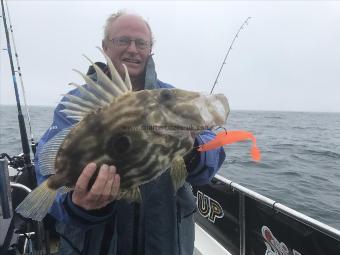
[39,126,74,176]
[118,187,142,202]
[170,156,188,192]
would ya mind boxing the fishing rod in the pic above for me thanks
[4,0,36,154]
[1,2,43,254]
[210,16,251,94]
[1,0,34,170]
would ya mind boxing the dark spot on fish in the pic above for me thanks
[106,134,131,157]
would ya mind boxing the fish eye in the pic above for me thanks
[160,89,175,102]
[106,134,131,157]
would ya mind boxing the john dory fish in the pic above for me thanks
[16,48,229,221]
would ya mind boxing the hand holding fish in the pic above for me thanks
[72,163,121,210]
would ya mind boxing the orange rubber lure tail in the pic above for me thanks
[197,130,261,161]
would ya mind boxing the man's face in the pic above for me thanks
[103,15,152,81]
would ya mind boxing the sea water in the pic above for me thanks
[1,105,339,229]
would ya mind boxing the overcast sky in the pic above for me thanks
[1,1,339,112]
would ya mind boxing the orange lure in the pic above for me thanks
[197,130,261,161]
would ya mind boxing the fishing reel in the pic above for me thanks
[0,153,26,171]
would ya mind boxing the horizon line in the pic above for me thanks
[1,104,339,114]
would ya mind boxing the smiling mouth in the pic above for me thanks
[122,58,141,64]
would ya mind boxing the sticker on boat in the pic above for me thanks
[261,226,302,255]
[196,190,224,223]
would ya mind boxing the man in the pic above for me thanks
[35,11,226,255]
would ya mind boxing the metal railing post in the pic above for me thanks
[0,159,12,219]
[239,193,246,255]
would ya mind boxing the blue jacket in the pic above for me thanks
[35,61,226,255]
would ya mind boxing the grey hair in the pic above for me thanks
[103,10,154,46]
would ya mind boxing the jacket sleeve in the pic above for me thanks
[34,99,116,229]
[185,130,226,186]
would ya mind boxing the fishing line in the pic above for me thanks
[4,0,36,154]
[210,16,251,94]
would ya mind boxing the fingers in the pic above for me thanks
[111,172,120,199]
[90,164,110,196]
[97,166,120,203]
[100,166,115,199]
[74,162,97,197]
[72,163,121,210]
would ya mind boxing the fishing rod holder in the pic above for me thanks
[0,153,26,170]
[0,159,12,219]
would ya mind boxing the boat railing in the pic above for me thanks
[193,173,340,255]
[214,174,340,241]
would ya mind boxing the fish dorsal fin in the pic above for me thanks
[39,126,74,176]
[60,47,133,121]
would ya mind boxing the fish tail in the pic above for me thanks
[16,180,57,221]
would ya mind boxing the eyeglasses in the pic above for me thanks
[109,36,151,50]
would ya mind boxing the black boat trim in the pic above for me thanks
[193,173,340,255]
